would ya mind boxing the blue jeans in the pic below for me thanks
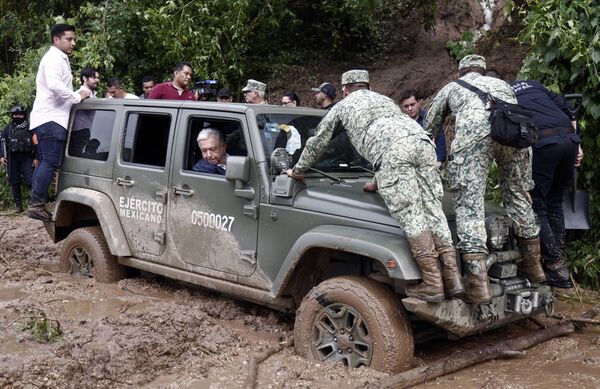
[29,121,66,207]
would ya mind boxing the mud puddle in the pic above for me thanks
[2,214,600,388]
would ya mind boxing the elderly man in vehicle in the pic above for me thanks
[193,128,228,175]
[286,69,464,303]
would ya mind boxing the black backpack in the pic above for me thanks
[9,123,33,153]
[454,79,538,148]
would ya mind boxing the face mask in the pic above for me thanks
[12,117,25,125]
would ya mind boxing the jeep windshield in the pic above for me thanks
[256,112,372,174]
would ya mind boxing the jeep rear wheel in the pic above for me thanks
[60,227,125,283]
[294,276,414,373]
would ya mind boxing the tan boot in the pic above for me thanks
[405,231,445,303]
[517,237,547,283]
[433,236,464,298]
[463,253,492,304]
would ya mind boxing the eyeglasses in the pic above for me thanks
[200,146,224,154]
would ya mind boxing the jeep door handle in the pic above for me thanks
[116,177,135,187]
[173,186,194,197]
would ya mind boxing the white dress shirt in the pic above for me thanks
[30,46,81,130]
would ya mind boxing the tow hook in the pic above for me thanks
[543,294,556,316]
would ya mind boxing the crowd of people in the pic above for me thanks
[1,23,584,303]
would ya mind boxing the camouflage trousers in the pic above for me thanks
[447,136,539,253]
[376,135,452,245]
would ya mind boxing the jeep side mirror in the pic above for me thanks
[225,156,251,184]
[226,156,255,200]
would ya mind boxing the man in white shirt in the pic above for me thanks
[27,24,91,222]
[106,78,139,99]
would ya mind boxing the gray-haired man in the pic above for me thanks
[193,129,227,175]
[286,69,463,302]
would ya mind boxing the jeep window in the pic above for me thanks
[257,113,370,173]
[69,109,116,161]
[184,117,246,173]
[122,113,171,168]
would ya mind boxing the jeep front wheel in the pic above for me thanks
[294,276,414,373]
[60,226,125,283]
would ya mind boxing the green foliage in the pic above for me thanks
[20,308,62,343]
[567,237,600,291]
[446,31,475,60]
[517,0,600,288]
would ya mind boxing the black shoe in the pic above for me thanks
[14,205,24,213]
[545,270,574,289]
[27,208,52,222]
[544,261,574,289]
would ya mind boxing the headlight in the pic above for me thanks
[486,215,509,250]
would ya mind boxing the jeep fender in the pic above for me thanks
[272,225,419,296]
[53,188,132,257]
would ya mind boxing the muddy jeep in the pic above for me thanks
[44,99,554,373]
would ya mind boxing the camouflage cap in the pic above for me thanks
[341,70,369,86]
[241,79,266,93]
[458,54,486,70]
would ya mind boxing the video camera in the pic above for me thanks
[192,79,219,101]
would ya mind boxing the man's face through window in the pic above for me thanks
[401,96,421,120]
[142,81,155,97]
[84,73,100,91]
[107,85,124,98]
[199,136,226,165]
[174,66,192,89]
[244,91,256,103]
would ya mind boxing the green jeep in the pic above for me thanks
[44,99,554,373]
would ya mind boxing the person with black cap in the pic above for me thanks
[216,88,233,103]
[311,82,336,109]
[0,106,39,213]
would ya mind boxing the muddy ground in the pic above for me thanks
[1,214,600,389]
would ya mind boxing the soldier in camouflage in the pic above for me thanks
[286,69,464,302]
[424,54,546,304]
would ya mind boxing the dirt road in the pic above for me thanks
[1,214,599,388]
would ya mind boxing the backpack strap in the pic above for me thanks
[454,79,489,105]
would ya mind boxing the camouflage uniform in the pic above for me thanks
[293,88,452,244]
[424,69,539,254]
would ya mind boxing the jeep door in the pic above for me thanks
[167,109,259,277]
[112,107,178,258]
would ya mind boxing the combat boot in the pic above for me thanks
[543,257,573,289]
[405,231,445,303]
[517,237,546,283]
[463,253,492,304]
[433,235,464,297]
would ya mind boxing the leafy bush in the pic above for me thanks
[446,31,475,60]
[517,0,600,288]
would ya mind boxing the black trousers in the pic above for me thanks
[530,139,579,263]
[6,153,34,207]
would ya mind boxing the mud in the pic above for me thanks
[2,214,600,388]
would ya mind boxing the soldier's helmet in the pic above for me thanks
[9,105,27,116]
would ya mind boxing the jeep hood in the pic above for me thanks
[292,182,459,226]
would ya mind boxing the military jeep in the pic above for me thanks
[44,99,554,373]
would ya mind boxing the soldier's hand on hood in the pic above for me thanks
[285,169,304,181]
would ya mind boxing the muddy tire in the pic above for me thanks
[60,226,125,283]
[294,276,414,373]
